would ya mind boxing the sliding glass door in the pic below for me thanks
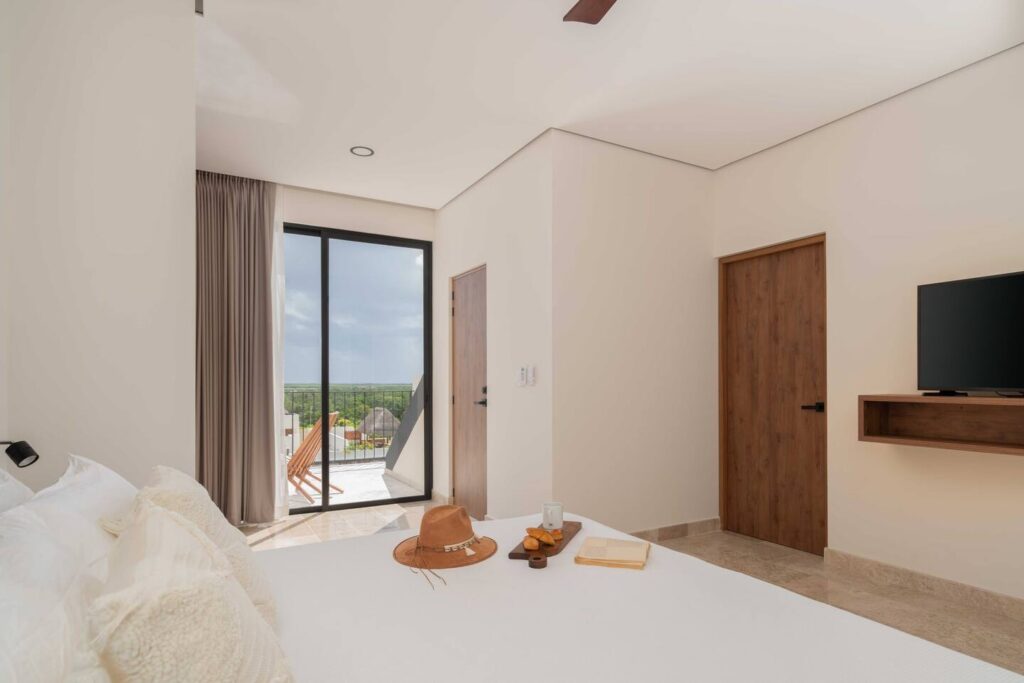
[283,225,431,513]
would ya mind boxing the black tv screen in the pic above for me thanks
[918,271,1024,392]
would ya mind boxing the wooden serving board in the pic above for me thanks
[508,521,582,560]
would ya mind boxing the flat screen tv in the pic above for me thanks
[918,271,1024,394]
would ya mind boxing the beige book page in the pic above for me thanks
[577,537,650,563]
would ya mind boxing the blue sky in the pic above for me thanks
[284,233,424,384]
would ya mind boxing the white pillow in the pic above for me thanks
[25,455,137,570]
[0,506,109,683]
[89,503,292,683]
[114,466,276,624]
[32,454,137,521]
[0,467,33,512]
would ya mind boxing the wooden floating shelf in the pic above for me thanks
[859,394,1024,457]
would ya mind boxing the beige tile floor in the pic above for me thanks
[660,531,1024,676]
[243,500,441,551]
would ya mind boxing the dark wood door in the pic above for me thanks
[721,236,827,555]
[452,266,487,520]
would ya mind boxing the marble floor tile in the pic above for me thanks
[661,531,1024,675]
[242,499,443,551]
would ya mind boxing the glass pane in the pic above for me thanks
[325,238,426,505]
[283,232,324,511]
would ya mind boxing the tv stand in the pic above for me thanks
[921,390,968,397]
[859,394,1024,456]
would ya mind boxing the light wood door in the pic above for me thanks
[452,266,487,520]
[720,236,827,555]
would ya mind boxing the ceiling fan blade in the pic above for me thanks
[563,0,618,24]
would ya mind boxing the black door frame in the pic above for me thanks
[284,222,433,514]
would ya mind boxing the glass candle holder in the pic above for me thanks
[542,502,564,530]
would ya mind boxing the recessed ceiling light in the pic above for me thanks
[350,146,375,157]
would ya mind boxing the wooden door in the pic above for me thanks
[720,236,827,555]
[452,266,487,520]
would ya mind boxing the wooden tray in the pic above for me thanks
[508,521,582,560]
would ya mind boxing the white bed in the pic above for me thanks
[257,514,1021,683]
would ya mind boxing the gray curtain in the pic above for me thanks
[196,171,276,524]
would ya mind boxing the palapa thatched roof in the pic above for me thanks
[358,407,400,436]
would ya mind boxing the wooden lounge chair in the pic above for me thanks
[287,412,343,503]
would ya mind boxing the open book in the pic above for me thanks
[574,536,651,570]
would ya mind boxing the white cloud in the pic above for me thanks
[285,290,317,323]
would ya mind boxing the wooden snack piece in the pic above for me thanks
[508,521,583,561]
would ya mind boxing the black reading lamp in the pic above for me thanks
[2,441,40,468]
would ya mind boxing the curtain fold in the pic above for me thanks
[196,171,276,525]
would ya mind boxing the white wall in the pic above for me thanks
[431,131,719,530]
[0,9,11,470]
[5,0,1017,599]
[274,184,434,242]
[551,132,718,532]
[713,45,1024,598]
[388,407,426,493]
[1,0,196,489]
[433,133,554,517]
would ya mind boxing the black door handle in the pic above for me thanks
[475,398,488,407]
[801,402,825,413]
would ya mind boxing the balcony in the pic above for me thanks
[282,386,425,509]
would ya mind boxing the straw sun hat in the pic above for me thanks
[393,505,497,570]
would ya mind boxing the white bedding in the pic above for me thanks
[257,514,1021,683]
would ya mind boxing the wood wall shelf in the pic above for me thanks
[859,394,1024,457]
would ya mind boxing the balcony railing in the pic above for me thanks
[283,387,413,464]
